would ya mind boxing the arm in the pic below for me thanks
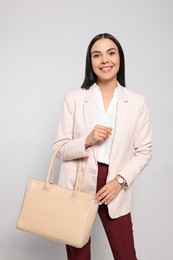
[54,92,89,161]
[118,98,152,187]
[55,91,113,161]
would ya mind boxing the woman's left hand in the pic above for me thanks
[94,179,121,205]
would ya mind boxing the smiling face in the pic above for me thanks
[91,38,120,84]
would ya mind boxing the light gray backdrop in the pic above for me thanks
[0,0,173,259]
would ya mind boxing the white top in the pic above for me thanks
[93,83,119,165]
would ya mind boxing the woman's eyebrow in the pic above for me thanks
[91,50,101,55]
[91,48,117,55]
[107,48,117,52]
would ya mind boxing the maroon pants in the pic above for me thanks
[66,163,137,260]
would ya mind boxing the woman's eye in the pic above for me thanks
[92,53,100,58]
[109,51,115,56]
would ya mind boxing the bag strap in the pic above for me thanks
[46,141,82,192]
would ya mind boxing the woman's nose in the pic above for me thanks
[101,54,109,63]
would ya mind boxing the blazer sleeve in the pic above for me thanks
[54,92,90,161]
[119,98,152,187]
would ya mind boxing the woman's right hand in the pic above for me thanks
[85,125,112,148]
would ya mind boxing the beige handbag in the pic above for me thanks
[16,142,98,248]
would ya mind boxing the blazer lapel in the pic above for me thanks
[83,86,96,134]
[109,86,129,164]
[83,86,98,160]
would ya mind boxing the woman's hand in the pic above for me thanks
[94,179,121,205]
[85,125,112,148]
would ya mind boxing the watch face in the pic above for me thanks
[118,177,124,184]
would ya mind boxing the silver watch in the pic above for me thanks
[115,176,128,190]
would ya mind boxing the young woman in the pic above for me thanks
[54,33,152,260]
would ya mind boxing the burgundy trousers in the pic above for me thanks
[66,163,137,260]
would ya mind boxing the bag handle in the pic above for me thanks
[46,141,82,192]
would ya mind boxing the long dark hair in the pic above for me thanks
[81,33,126,89]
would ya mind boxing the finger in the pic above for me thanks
[99,190,115,204]
[95,185,118,204]
[104,194,115,205]
[95,128,112,138]
[95,125,112,130]
[93,133,110,142]
[96,133,110,141]
[94,127,111,134]
[95,126,112,134]
[95,186,107,198]
[94,190,109,204]
[101,190,120,205]
[103,186,122,205]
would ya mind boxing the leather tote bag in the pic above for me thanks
[16,142,98,248]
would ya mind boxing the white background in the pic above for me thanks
[0,0,173,259]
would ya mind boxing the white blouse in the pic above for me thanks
[93,84,119,165]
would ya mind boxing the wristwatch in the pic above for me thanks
[115,175,128,190]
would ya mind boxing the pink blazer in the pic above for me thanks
[54,84,152,218]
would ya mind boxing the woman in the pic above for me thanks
[54,33,152,260]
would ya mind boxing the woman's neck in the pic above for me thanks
[96,79,118,112]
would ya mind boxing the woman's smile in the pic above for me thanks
[99,65,113,72]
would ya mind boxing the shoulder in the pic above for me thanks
[62,88,89,111]
[118,85,149,116]
[119,86,146,106]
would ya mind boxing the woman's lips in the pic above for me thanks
[99,66,113,72]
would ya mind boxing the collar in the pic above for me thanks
[84,82,128,102]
